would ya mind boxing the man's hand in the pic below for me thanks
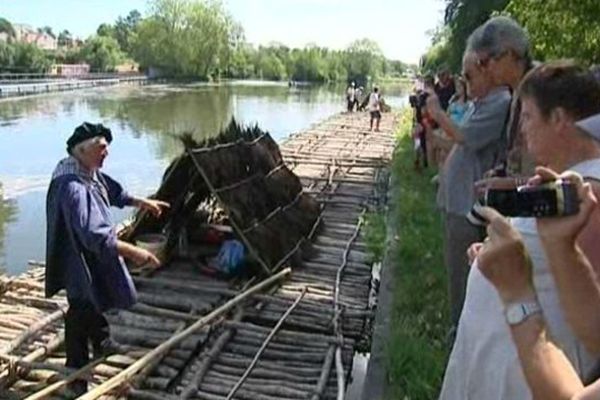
[130,246,161,268]
[531,167,599,245]
[476,207,536,304]
[136,198,170,218]
[117,240,161,269]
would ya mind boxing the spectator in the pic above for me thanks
[467,15,533,176]
[354,86,363,111]
[426,51,511,328]
[447,76,469,125]
[346,81,355,113]
[439,62,600,400]
[475,166,600,399]
[435,66,456,111]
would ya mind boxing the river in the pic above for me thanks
[0,81,408,275]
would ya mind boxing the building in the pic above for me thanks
[49,64,90,77]
[13,24,57,50]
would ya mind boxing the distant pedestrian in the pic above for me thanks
[368,86,381,132]
[346,81,356,112]
[354,86,363,111]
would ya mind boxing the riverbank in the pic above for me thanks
[0,75,148,100]
[363,108,449,399]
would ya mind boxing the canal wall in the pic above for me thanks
[0,75,149,99]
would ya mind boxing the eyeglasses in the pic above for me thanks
[477,50,511,67]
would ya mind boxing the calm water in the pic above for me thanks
[0,81,407,275]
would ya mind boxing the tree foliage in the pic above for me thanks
[79,36,125,72]
[506,0,600,64]
[0,17,15,39]
[424,0,600,73]
[132,0,234,79]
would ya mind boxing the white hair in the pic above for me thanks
[467,16,530,62]
[72,136,105,158]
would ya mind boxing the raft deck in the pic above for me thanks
[0,111,397,399]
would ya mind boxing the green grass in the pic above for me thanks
[383,109,450,399]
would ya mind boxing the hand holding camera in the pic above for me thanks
[468,172,581,226]
[533,167,599,244]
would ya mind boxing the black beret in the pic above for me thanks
[66,122,113,154]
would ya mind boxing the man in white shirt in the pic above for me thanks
[368,86,381,132]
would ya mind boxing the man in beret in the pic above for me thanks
[45,122,169,395]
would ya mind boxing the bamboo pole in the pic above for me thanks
[225,287,306,400]
[75,268,291,400]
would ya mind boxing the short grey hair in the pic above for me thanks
[467,16,530,62]
[72,136,105,158]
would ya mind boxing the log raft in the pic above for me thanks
[0,111,397,399]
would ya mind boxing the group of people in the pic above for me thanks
[419,15,600,399]
[346,81,383,132]
[410,68,460,170]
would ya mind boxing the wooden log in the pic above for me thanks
[225,289,306,400]
[210,359,320,382]
[310,345,335,400]
[180,310,243,399]
[77,268,291,400]
[0,307,66,356]
[130,303,198,322]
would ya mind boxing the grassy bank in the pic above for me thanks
[370,109,450,399]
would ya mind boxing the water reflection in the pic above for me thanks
[0,82,407,274]
[0,183,18,274]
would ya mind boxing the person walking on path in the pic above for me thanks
[368,86,382,132]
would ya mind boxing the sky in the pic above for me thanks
[0,0,445,63]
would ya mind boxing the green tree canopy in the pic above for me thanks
[80,35,125,72]
[506,0,600,64]
[0,17,15,39]
[345,38,385,83]
[132,0,234,79]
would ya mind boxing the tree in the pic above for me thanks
[80,35,125,72]
[12,42,52,72]
[0,17,15,41]
[38,26,56,38]
[439,0,510,70]
[257,53,286,80]
[114,9,142,53]
[97,23,115,38]
[506,0,600,64]
[57,29,73,48]
[0,41,15,70]
[132,0,235,79]
[345,38,385,83]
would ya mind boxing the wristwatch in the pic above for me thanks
[505,301,541,325]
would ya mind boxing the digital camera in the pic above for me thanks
[467,180,580,226]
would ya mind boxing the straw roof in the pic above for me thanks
[125,120,320,274]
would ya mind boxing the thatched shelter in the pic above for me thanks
[123,120,320,275]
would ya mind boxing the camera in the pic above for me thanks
[467,180,580,226]
[409,91,428,109]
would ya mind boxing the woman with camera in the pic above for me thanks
[439,61,600,400]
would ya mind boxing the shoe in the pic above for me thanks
[93,338,129,359]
